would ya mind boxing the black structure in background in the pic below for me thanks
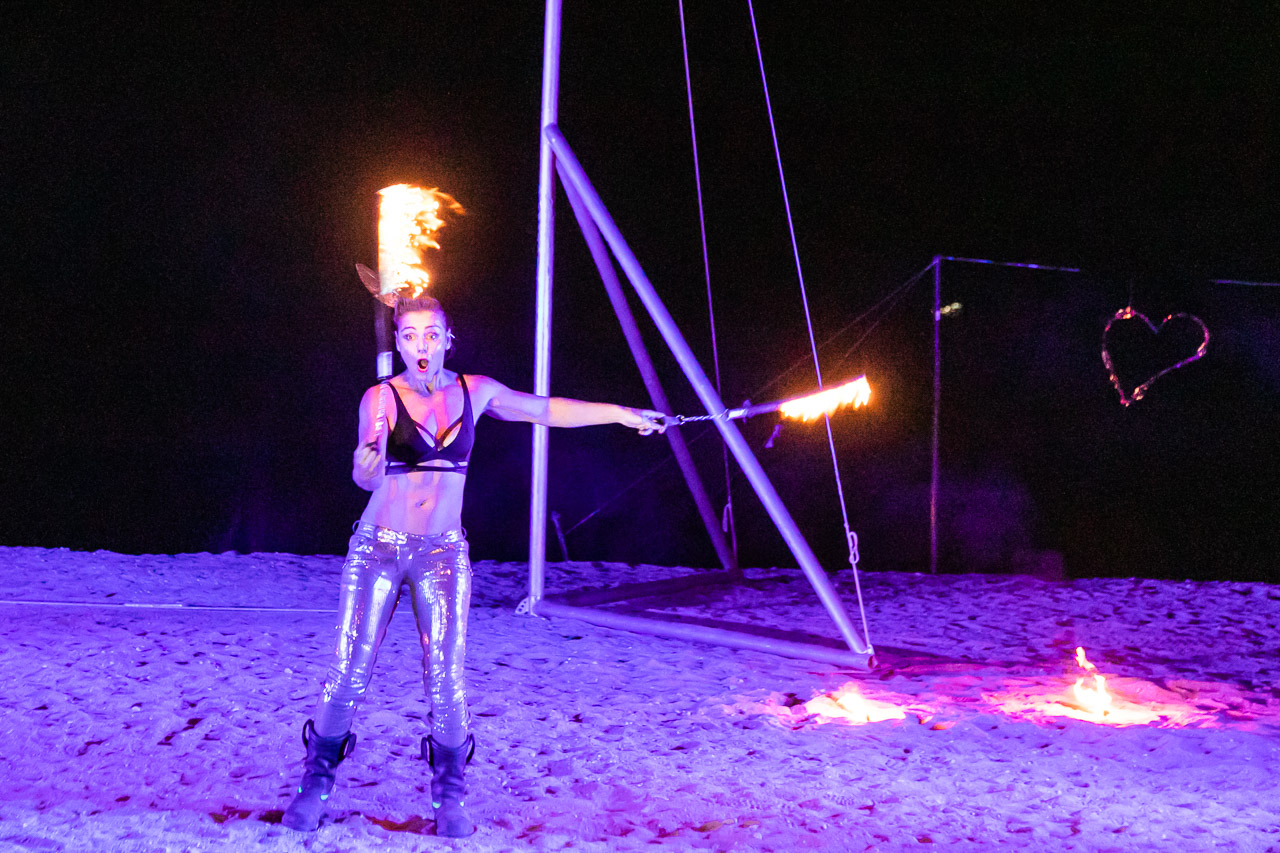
[911,266,1278,583]
[3,5,1277,582]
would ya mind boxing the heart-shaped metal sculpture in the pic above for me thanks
[1101,306,1209,406]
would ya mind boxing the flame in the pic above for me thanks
[1072,647,1112,715]
[985,646,1206,727]
[376,184,465,299]
[1073,674,1111,714]
[778,376,871,422]
[802,683,907,724]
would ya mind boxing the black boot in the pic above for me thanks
[282,719,356,832]
[423,734,476,838]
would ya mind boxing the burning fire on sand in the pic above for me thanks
[1071,646,1112,716]
[986,646,1207,727]
[737,645,1234,731]
[801,682,908,724]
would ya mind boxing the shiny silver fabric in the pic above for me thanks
[313,522,472,746]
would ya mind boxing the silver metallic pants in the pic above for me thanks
[313,522,472,747]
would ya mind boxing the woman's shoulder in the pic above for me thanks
[458,374,509,414]
[458,373,499,391]
[360,382,389,402]
[356,382,397,427]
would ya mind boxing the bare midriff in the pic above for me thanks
[359,469,467,535]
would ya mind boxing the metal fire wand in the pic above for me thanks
[356,263,396,381]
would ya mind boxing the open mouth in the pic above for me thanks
[417,358,428,371]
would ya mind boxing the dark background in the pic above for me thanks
[3,3,1277,581]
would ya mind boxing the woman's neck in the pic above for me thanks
[405,369,447,397]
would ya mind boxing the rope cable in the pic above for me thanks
[746,0,871,646]
[834,265,928,363]
[758,259,933,401]
[678,0,736,555]
[564,263,930,535]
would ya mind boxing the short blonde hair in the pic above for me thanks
[394,295,451,331]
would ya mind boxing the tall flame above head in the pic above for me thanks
[778,376,871,422]
[377,184,465,299]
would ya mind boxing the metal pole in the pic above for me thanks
[374,303,394,380]
[0,599,337,614]
[929,255,1079,574]
[931,256,941,575]
[536,599,873,669]
[940,256,1080,273]
[557,164,738,572]
[528,0,564,608]
[374,194,395,380]
[545,571,738,608]
[544,125,870,656]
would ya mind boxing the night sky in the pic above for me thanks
[4,4,1277,580]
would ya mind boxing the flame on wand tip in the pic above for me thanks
[778,376,871,422]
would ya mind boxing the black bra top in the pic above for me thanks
[384,375,475,475]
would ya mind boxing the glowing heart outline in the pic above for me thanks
[1101,306,1209,406]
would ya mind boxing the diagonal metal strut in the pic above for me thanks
[539,124,872,659]
[556,161,738,573]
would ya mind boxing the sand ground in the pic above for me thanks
[1,546,1277,852]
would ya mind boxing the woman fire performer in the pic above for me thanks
[282,295,666,837]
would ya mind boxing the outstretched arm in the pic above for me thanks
[473,375,666,434]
